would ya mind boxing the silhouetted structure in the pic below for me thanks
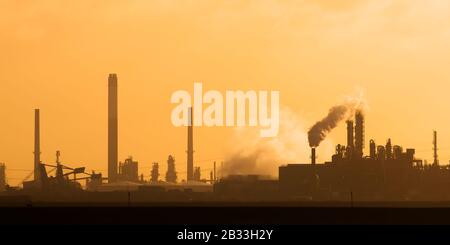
[187,107,194,181]
[23,111,96,191]
[7,74,450,204]
[23,150,89,192]
[193,167,201,181]
[213,161,217,183]
[354,111,364,159]
[118,157,138,182]
[34,109,41,186]
[0,163,5,192]
[165,155,177,183]
[370,139,376,159]
[311,148,316,165]
[386,138,393,160]
[151,162,159,183]
[346,120,354,149]
[279,111,450,201]
[433,130,439,166]
[346,120,354,159]
[86,171,103,191]
[108,73,118,183]
[55,151,64,183]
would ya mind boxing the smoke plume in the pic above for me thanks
[221,93,365,178]
[222,107,334,177]
[308,97,365,147]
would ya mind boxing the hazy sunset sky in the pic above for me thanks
[1,0,450,185]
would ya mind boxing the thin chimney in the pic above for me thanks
[187,107,194,181]
[34,109,41,183]
[433,130,439,165]
[311,147,316,165]
[108,74,118,183]
[346,120,354,149]
[354,111,365,159]
[213,161,216,182]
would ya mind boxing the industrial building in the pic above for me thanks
[165,155,178,183]
[151,162,159,183]
[4,73,450,204]
[118,157,139,182]
[279,111,450,201]
[21,109,100,193]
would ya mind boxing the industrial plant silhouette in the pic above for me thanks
[1,74,450,205]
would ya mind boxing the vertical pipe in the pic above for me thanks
[311,148,316,165]
[346,120,354,149]
[34,109,41,183]
[187,107,194,181]
[213,161,216,182]
[433,130,439,165]
[0,163,6,192]
[108,74,118,183]
[370,140,376,159]
[355,111,364,159]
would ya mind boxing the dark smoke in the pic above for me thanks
[308,103,361,147]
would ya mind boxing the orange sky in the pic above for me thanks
[1,0,450,185]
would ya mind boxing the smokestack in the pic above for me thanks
[108,74,118,183]
[34,109,41,184]
[213,161,216,182]
[354,111,364,159]
[433,130,439,165]
[0,163,5,192]
[370,140,376,159]
[311,148,316,165]
[346,120,354,149]
[187,107,194,181]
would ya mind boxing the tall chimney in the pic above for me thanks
[34,109,41,183]
[346,120,354,149]
[187,107,194,182]
[213,161,216,182]
[354,111,365,159]
[433,130,439,165]
[311,147,316,165]
[108,74,118,183]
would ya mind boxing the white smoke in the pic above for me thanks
[222,107,334,178]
